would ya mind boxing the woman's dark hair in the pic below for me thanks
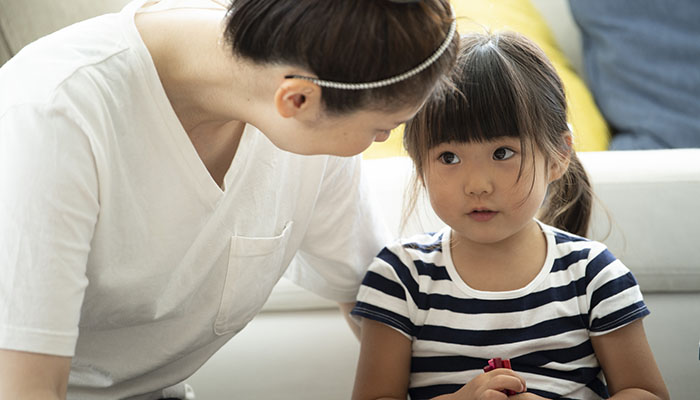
[404,31,593,236]
[224,0,457,114]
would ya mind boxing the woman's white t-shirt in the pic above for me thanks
[0,1,389,398]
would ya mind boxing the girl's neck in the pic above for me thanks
[449,220,547,292]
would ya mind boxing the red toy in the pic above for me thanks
[483,357,517,396]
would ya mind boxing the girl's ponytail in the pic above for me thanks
[540,152,593,237]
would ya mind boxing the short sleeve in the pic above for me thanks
[585,248,650,336]
[351,246,415,340]
[284,155,391,303]
[0,103,98,356]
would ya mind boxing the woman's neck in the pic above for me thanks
[136,7,247,130]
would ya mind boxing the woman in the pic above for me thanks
[0,0,457,398]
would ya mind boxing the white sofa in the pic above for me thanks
[186,150,700,400]
[2,0,699,399]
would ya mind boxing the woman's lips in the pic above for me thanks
[374,132,391,142]
[468,210,498,222]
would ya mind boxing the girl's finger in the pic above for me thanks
[487,370,526,394]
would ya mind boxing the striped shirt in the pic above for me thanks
[352,221,649,399]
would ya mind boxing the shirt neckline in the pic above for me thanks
[120,0,251,206]
[442,219,555,300]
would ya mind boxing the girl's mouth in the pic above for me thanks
[468,209,498,222]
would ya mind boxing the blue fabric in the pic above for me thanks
[569,0,700,150]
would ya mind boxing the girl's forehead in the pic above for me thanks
[429,136,523,148]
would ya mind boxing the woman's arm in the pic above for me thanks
[352,318,412,400]
[591,319,669,400]
[0,349,71,400]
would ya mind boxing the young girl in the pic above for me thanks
[0,0,457,398]
[351,31,669,400]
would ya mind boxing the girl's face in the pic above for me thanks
[424,136,560,246]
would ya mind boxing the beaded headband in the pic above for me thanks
[284,15,457,91]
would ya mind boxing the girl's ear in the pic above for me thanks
[548,131,573,182]
[274,78,322,119]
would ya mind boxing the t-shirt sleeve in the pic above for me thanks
[351,245,415,340]
[585,246,650,336]
[0,103,98,356]
[284,155,391,303]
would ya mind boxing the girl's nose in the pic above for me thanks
[464,171,493,197]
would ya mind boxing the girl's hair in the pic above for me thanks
[404,31,593,236]
[224,0,457,114]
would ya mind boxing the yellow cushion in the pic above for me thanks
[363,0,609,159]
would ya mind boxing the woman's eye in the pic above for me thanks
[493,147,515,160]
[438,152,460,165]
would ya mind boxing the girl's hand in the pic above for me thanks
[508,393,548,400]
[448,369,527,399]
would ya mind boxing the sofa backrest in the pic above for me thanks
[0,0,131,66]
[530,0,583,74]
[364,150,700,294]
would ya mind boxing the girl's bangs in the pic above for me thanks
[424,46,523,149]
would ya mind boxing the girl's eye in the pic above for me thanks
[438,152,461,165]
[493,147,515,160]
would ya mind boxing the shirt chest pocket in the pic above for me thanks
[214,221,294,335]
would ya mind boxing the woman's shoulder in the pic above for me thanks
[0,14,142,113]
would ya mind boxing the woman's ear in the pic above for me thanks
[548,131,573,182]
[273,78,321,119]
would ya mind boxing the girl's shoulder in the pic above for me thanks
[537,220,613,259]
[395,228,449,254]
[373,227,451,272]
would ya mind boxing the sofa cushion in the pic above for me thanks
[364,0,610,160]
[569,0,700,150]
[0,39,11,66]
[0,0,130,65]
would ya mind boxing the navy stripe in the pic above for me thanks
[412,341,595,373]
[587,376,610,398]
[411,383,592,400]
[403,233,443,253]
[526,387,576,399]
[554,231,588,244]
[378,247,593,315]
[416,315,586,346]
[411,355,488,373]
[376,247,424,307]
[551,249,590,272]
[585,249,617,284]
[351,302,415,337]
[410,385,581,400]
[514,340,595,366]
[415,277,588,314]
[409,384,462,400]
[590,301,649,332]
[590,271,640,311]
[413,260,451,280]
[360,270,406,301]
